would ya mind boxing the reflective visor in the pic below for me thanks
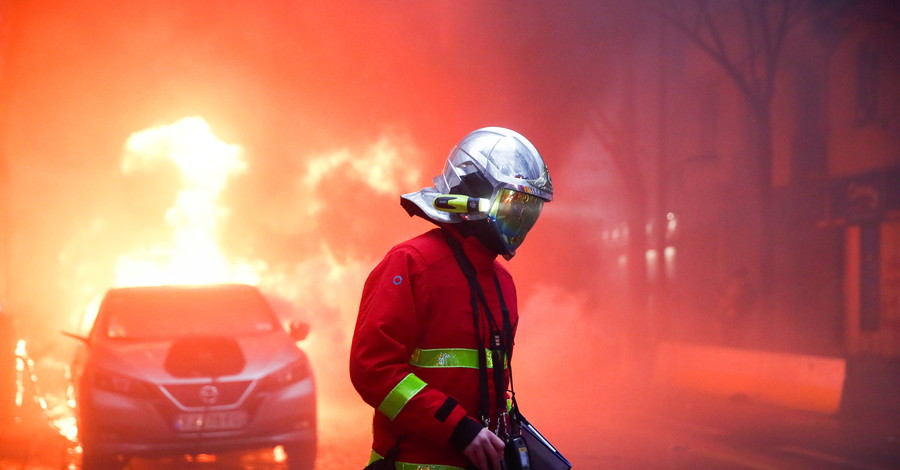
[488,188,544,250]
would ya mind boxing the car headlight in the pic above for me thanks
[90,369,159,398]
[259,358,309,391]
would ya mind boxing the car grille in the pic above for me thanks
[162,380,253,408]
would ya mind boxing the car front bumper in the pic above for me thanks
[80,377,316,457]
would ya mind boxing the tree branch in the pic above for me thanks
[587,110,647,201]
[762,0,796,105]
[663,1,758,104]
[697,0,731,63]
[740,0,763,97]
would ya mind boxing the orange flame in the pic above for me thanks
[60,119,418,450]
[115,117,261,287]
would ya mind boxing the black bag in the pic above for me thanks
[362,440,400,470]
[362,459,392,470]
[504,410,571,470]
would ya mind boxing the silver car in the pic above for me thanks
[66,284,316,469]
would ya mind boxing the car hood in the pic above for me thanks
[87,332,303,383]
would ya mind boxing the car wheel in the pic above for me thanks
[284,440,316,470]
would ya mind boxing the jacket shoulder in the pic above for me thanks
[387,229,452,265]
[493,259,513,282]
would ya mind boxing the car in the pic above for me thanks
[64,283,316,469]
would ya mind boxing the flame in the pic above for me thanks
[53,117,416,452]
[59,117,268,445]
[75,116,262,337]
[116,117,261,287]
[15,339,80,442]
[273,445,287,463]
[15,339,26,408]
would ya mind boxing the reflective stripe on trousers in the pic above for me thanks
[369,450,466,470]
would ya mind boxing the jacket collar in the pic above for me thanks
[440,226,498,268]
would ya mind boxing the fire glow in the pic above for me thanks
[37,115,422,459]
[115,116,260,288]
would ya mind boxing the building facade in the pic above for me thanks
[596,0,900,359]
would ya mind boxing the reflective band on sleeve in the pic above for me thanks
[377,373,427,421]
[409,348,507,369]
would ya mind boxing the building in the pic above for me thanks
[596,0,900,359]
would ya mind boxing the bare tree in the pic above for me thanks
[588,107,652,358]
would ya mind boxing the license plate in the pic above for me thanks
[174,410,249,432]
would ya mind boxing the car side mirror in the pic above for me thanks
[289,321,310,342]
[61,330,89,344]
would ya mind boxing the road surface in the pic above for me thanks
[1,365,898,470]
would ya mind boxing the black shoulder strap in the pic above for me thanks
[443,231,491,424]
[494,274,519,418]
[442,230,514,430]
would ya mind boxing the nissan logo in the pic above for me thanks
[199,385,219,405]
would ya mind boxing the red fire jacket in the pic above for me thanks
[350,228,518,470]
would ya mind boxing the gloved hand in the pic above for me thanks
[463,427,506,470]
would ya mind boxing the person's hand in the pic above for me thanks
[463,427,505,470]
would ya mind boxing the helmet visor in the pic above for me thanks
[488,189,544,251]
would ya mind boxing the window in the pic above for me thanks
[859,223,880,331]
[855,41,880,127]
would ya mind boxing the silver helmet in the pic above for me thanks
[401,127,552,259]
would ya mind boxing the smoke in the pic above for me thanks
[1,0,646,457]
[3,0,629,315]
[301,134,421,199]
[48,115,428,418]
[288,130,423,236]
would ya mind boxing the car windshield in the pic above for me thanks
[97,286,281,340]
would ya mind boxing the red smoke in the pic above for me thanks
[1,1,641,464]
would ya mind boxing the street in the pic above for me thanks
[3,1,900,466]
[1,361,898,470]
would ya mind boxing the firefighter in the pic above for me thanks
[349,127,552,470]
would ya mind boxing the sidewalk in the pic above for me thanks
[653,340,900,419]
[519,351,900,470]
[645,379,900,470]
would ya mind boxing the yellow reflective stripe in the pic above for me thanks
[395,462,465,470]
[409,348,507,369]
[377,373,427,421]
[368,450,466,470]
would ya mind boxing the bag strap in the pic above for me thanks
[442,230,514,431]
[443,231,492,424]
[494,274,521,424]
